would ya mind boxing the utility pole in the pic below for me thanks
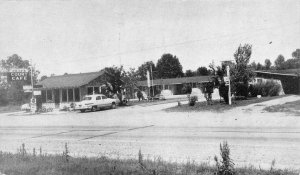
[150,65,154,97]
[226,66,231,105]
[30,59,34,98]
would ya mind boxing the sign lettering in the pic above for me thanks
[7,68,29,82]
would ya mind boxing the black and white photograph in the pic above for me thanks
[0,0,299,174]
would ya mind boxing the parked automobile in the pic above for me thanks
[149,89,173,100]
[75,94,117,112]
[190,88,202,99]
[159,89,173,100]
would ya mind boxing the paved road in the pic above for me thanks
[0,96,300,170]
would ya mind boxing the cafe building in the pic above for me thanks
[37,71,107,108]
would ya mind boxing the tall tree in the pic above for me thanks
[196,66,209,76]
[264,59,271,70]
[256,62,263,70]
[185,69,195,77]
[137,61,156,81]
[292,49,300,59]
[156,53,183,79]
[250,61,257,70]
[231,44,255,97]
[274,54,285,70]
[123,68,139,99]
[102,66,126,104]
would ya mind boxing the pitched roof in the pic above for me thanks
[137,76,212,86]
[37,71,104,89]
[254,69,300,77]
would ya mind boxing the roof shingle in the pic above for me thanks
[37,71,104,89]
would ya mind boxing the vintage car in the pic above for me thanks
[75,94,117,112]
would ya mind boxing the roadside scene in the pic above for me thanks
[1,0,300,174]
[1,95,300,172]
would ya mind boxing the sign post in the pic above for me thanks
[226,66,231,105]
[30,97,37,113]
[147,70,150,98]
[150,65,154,98]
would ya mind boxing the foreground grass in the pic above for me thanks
[263,99,300,116]
[0,105,20,114]
[0,151,296,175]
[165,95,286,113]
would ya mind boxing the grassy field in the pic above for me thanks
[165,95,286,113]
[0,149,296,175]
[263,99,300,116]
[0,105,20,114]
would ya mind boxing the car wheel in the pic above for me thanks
[80,109,86,113]
[111,103,116,109]
[91,106,97,112]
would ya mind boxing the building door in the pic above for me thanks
[54,89,60,108]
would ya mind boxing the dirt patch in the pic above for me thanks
[263,100,300,116]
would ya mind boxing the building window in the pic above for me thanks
[62,89,67,102]
[87,87,93,95]
[41,90,46,103]
[94,87,100,94]
[68,89,74,102]
[46,90,52,101]
[74,88,80,101]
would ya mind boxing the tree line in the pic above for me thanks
[250,49,300,70]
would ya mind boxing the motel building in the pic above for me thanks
[136,76,216,95]
[37,71,107,108]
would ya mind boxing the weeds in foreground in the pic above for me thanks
[0,142,297,175]
[214,141,236,175]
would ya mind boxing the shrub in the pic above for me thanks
[219,83,229,104]
[137,90,143,101]
[249,80,281,97]
[189,95,198,106]
[269,83,281,96]
[234,82,248,97]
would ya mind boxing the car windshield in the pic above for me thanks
[83,97,92,100]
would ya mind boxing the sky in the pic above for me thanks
[0,0,299,76]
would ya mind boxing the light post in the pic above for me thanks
[150,65,154,98]
[226,66,231,105]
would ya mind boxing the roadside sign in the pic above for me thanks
[30,98,37,113]
[33,91,41,95]
[7,68,29,82]
[30,104,36,113]
[23,85,33,91]
[31,98,36,104]
[224,76,229,85]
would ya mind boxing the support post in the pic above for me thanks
[226,66,231,105]
[150,65,154,97]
